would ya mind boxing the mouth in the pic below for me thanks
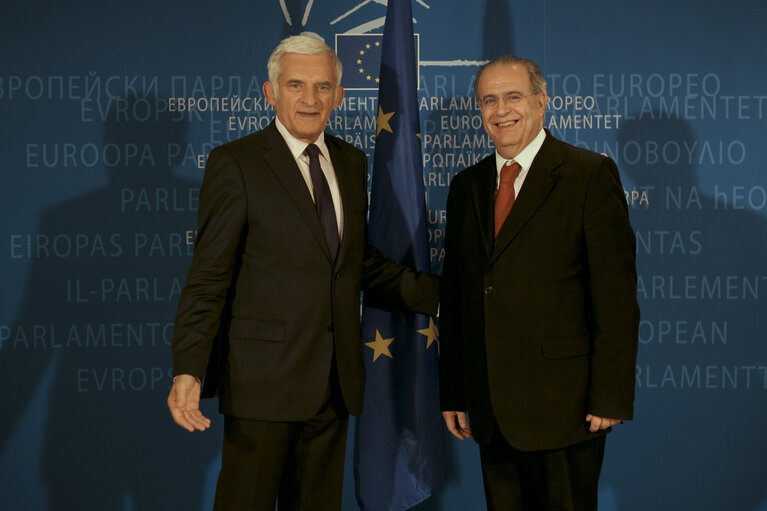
[496,120,518,128]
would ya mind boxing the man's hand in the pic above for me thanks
[585,414,621,433]
[167,374,211,432]
[442,411,472,440]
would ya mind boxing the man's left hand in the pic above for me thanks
[585,414,622,433]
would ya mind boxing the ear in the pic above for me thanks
[537,92,547,117]
[263,81,277,106]
[333,86,345,109]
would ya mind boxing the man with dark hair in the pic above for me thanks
[439,55,639,510]
[167,34,438,511]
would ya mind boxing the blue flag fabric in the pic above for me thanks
[353,1,446,510]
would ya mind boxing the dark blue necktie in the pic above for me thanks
[305,143,339,260]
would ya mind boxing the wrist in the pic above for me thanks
[173,374,201,384]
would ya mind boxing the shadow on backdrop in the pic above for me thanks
[599,114,767,511]
[0,94,222,510]
[482,0,515,57]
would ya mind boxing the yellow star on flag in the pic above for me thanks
[365,330,395,362]
[417,318,439,349]
[377,106,395,136]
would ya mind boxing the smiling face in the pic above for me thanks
[477,62,547,159]
[263,52,344,143]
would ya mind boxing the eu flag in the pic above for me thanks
[335,34,384,90]
[354,1,446,510]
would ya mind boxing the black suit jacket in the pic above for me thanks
[172,122,438,421]
[439,131,639,450]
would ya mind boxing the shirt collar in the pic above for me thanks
[494,128,546,173]
[275,116,331,163]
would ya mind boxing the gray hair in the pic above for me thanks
[267,34,343,97]
[474,55,547,100]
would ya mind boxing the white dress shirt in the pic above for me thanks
[494,128,547,196]
[275,117,344,239]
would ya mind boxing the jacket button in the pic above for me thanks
[484,285,493,295]
[334,273,340,280]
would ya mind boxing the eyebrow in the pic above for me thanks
[285,79,332,87]
[482,89,525,98]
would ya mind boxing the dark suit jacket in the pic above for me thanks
[172,122,438,421]
[439,130,639,451]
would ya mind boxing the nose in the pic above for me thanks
[495,97,511,116]
[301,88,318,105]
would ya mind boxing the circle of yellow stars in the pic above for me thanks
[364,318,439,363]
[357,41,381,84]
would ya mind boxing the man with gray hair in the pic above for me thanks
[167,34,438,510]
[439,55,639,510]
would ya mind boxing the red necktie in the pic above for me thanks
[494,161,522,238]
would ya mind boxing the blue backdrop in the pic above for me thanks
[1,1,765,510]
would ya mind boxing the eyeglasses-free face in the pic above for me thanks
[263,52,344,144]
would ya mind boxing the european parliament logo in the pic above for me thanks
[335,33,420,90]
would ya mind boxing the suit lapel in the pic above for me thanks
[260,123,333,262]
[491,135,561,265]
[470,157,497,257]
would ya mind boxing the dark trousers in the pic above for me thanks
[213,367,349,511]
[479,426,606,511]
